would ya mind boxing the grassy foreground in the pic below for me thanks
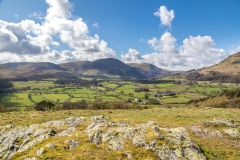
[1,106,240,159]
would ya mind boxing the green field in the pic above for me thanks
[0,91,33,107]
[0,79,235,108]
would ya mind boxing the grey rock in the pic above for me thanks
[89,129,102,145]
[125,153,133,159]
[18,139,37,152]
[154,132,165,140]
[33,128,55,137]
[0,115,207,159]
[153,145,172,160]
[102,131,117,142]
[190,126,223,138]
[23,157,37,160]
[108,139,123,151]
[36,147,45,156]
[65,116,84,128]
[117,121,129,127]
[107,122,117,127]
[224,129,240,138]
[133,135,149,149]
[148,121,157,126]
[65,139,79,149]
[84,122,105,133]
[203,118,239,128]
[0,145,9,158]
[46,143,56,149]
[117,127,136,140]
[92,115,104,121]
[6,124,14,129]
[55,127,76,137]
[149,140,158,148]
[183,147,206,160]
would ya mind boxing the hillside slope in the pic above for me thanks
[186,52,240,83]
[0,62,72,79]
[5,62,65,72]
[198,52,240,75]
[127,63,173,78]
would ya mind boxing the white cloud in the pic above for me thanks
[0,21,49,55]
[154,6,174,27]
[0,0,116,64]
[14,14,19,18]
[121,32,228,70]
[121,48,143,63]
[93,23,99,28]
[52,41,60,47]
[148,32,178,53]
[45,0,73,21]
[29,12,44,20]
[236,46,240,52]
[230,45,240,54]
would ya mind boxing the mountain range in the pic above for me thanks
[0,52,239,80]
[0,58,173,79]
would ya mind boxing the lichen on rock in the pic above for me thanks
[0,115,207,159]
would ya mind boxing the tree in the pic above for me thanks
[34,100,55,111]
[144,92,149,100]
[0,104,5,113]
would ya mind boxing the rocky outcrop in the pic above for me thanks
[224,129,240,138]
[191,118,240,139]
[0,115,206,159]
[203,118,239,128]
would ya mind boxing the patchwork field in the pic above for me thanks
[0,79,234,109]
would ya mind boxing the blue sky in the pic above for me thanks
[0,0,239,70]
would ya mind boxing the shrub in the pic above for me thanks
[34,100,55,111]
[0,104,5,113]
[134,87,149,92]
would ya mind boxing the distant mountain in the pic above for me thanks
[0,62,69,79]
[127,63,173,78]
[59,61,91,73]
[186,52,240,83]
[5,62,65,72]
[60,58,146,78]
[0,58,174,79]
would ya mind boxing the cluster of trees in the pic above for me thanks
[34,100,55,111]
[33,100,146,111]
[134,87,149,92]
[54,78,100,86]
[0,79,13,89]
[189,88,240,108]
[134,80,174,84]
[186,71,240,83]
[220,88,240,98]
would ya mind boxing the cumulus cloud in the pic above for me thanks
[230,45,240,53]
[0,0,116,64]
[121,32,228,70]
[121,49,143,63]
[93,23,99,28]
[29,12,44,20]
[14,14,19,18]
[0,21,49,55]
[154,6,174,27]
